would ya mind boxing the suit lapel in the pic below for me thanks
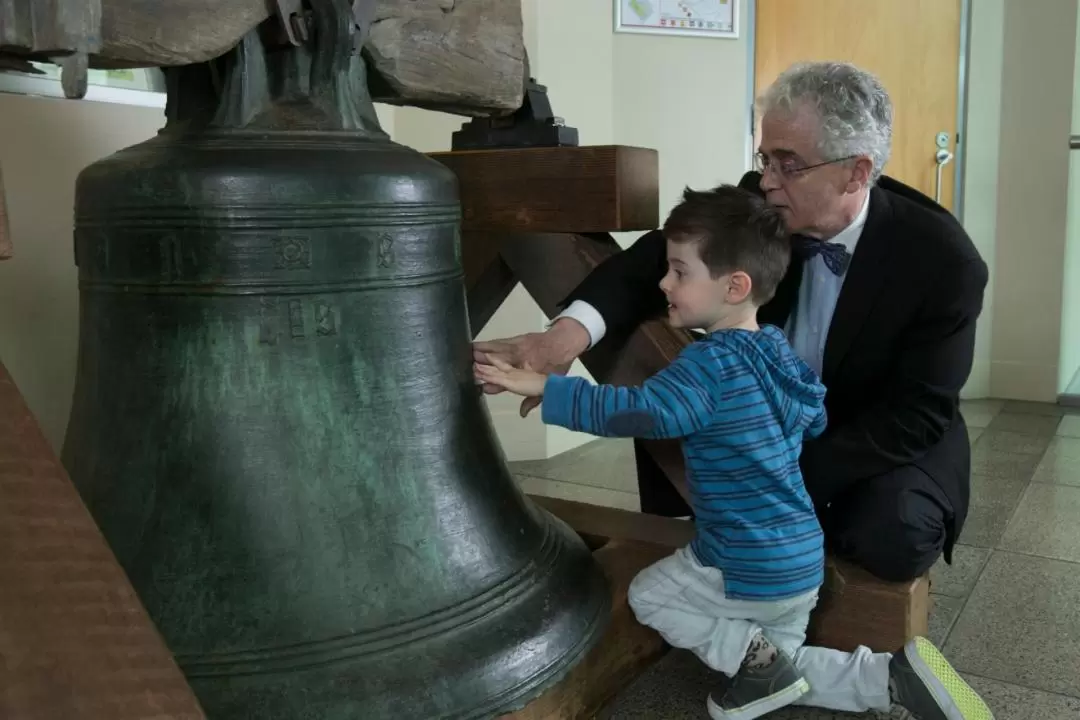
[822,187,895,381]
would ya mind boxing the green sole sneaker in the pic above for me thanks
[890,636,994,720]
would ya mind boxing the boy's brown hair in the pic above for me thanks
[662,185,790,305]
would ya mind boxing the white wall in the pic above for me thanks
[1058,9,1080,394]
[612,11,752,246]
[0,94,165,448]
[989,0,1079,401]
[0,92,394,451]
[957,0,1006,399]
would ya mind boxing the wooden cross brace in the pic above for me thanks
[429,145,695,503]
[432,144,931,666]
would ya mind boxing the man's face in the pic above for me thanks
[757,104,864,237]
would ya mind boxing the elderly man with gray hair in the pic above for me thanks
[475,62,992,718]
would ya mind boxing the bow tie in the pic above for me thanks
[791,236,851,276]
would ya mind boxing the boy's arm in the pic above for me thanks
[805,405,827,439]
[540,348,718,439]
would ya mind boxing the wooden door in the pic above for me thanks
[754,0,963,211]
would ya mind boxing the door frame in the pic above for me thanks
[743,0,974,221]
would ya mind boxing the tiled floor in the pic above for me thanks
[509,400,1080,718]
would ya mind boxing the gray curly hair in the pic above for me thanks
[758,61,893,183]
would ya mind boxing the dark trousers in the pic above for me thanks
[633,441,951,583]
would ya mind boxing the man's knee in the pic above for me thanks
[826,468,950,583]
[846,514,944,582]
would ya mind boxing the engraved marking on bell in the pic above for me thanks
[377,234,395,268]
[275,237,312,270]
[315,301,337,336]
[160,236,181,280]
[289,299,304,338]
[259,298,278,345]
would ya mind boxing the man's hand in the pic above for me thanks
[473,356,547,398]
[472,318,591,417]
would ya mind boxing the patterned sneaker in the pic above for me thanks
[889,636,994,719]
[705,650,809,720]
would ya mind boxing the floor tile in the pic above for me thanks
[930,543,991,598]
[999,483,1080,562]
[1057,414,1080,438]
[602,650,872,719]
[987,412,1063,436]
[1032,437,1080,487]
[512,473,639,512]
[959,468,1035,547]
[509,439,637,494]
[965,674,1080,718]
[972,429,1053,456]
[961,399,1004,429]
[969,442,1043,481]
[600,650,716,720]
[929,593,965,646]
[1001,400,1067,417]
[968,427,983,445]
[944,551,1080,698]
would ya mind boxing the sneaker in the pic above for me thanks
[705,650,809,720]
[889,636,994,719]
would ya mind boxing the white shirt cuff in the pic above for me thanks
[550,300,607,349]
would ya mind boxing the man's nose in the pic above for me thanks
[759,166,782,192]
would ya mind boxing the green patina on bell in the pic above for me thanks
[61,1,610,717]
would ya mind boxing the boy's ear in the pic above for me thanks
[726,271,753,304]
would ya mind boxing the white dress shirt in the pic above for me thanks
[784,193,870,376]
[552,193,871,377]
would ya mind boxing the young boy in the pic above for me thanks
[475,186,993,720]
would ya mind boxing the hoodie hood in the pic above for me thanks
[706,325,826,436]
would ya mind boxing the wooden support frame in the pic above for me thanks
[438,145,932,713]
[0,361,206,720]
[503,497,930,719]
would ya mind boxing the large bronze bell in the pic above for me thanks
[61,2,610,717]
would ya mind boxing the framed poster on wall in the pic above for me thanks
[615,0,739,39]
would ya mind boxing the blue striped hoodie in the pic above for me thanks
[541,324,827,601]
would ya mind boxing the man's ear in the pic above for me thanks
[727,271,753,304]
[845,157,873,193]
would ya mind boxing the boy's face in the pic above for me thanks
[659,239,743,330]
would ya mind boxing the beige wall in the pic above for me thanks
[957,0,1006,399]
[1058,8,1080,394]
[0,93,394,451]
[611,13,751,245]
[989,0,1079,401]
[0,94,165,449]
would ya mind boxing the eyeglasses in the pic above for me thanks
[754,152,858,180]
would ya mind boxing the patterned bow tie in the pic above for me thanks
[791,236,851,276]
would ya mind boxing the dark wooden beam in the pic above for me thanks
[532,496,931,656]
[430,146,659,233]
[0,361,206,719]
[497,232,692,499]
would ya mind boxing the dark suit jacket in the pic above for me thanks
[561,171,989,547]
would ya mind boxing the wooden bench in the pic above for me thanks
[529,495,930,654]
[0,361,206,720]
[500,495,928,718]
